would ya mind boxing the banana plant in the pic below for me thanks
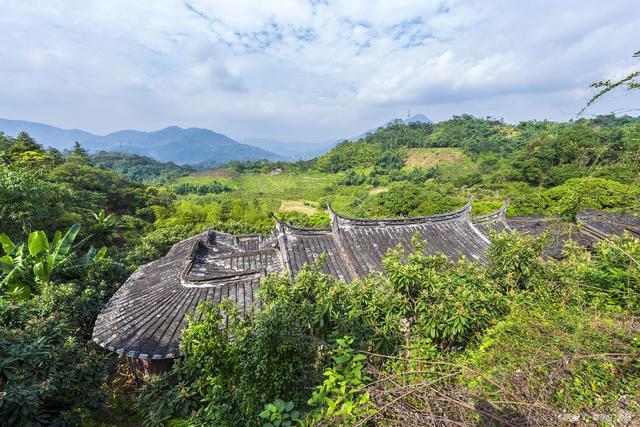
[92,210,116,232]
[0,234,30,298]
[0,224,107,299]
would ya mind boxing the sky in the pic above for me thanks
[1,0,639,143]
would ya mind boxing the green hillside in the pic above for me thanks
[1,114,639,425]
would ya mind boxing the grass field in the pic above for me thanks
[405,147,467,169]
[175,170,367,214]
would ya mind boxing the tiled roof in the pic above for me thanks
[93,202,637,360]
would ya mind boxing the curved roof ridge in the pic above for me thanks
[270,212,332,235]
[473,200,510,222]
[327,197,474,227]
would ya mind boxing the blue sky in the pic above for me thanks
[1,0,639,143]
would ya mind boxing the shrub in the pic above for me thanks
[306,337,375,425]
[543,177,638,220]
[0,292,108,425]
[384,238,508,347]
[137,299,320,426]
[576,234,640,312]
[488,230,547,291]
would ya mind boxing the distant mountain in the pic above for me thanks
[402,114,432,124]
[241,137,338,160]
[0,119,283,165]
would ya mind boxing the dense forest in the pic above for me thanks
[1,112,639,425]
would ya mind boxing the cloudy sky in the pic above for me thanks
[1,0,639,143]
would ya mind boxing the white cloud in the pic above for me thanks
[0,0,639,142]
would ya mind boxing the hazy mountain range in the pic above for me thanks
[0,114,432,165]
[0,119,283,165]
[241,137,338,160]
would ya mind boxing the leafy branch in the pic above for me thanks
[579,50,640,115]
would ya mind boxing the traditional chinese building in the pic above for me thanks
[92,200,639,372]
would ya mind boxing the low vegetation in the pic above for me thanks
[1,111,639,425]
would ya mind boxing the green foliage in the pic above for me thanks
[89,151,191,183]
[259,399,301,427]
[223,158,315,174]
[0,224,106,299]
[174,180,232,195]
[355,181,463,217]
[0,285,109,426]
[137,299,320,426]
[336,169,366,186]
[488,230,547,291]
[0,169,68,239]
[276,211,330,228]
[260,262,407,354]
[574,234,640,312]
[306,337,375,425]
[384,237,509,347]
[543,177,638,220]
[463,279,640,419]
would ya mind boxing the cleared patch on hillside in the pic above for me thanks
[405,148,466,169]
[194,169,239,178]
[369,187,389,195]
[279,201,318,215]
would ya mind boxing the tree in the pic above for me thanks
[69,141,89,162]
[10,131,43,154]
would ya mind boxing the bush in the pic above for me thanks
[574,234,640,312]
[385,238,508,347]
[306,337,375,425]
[137,299,320,426]
[488,230,547,291]
[0,293,108,425]
[543,177,638,220]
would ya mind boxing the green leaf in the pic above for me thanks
[94,246,107,260]
[53,223,80,260]
[0,255,14,271]
[285,401,294,412]
[353,354,367,362]
[0,233,15,254]
[259,409,271,419]
[28,231,48,256]
[8,282,30,300]
[33,262,47,283]
[52,230,62,247]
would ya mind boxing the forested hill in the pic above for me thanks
[318,115,640,176]
[316,114,640,186]
[89,151,192,183]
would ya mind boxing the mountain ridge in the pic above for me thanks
[0,119,283,165]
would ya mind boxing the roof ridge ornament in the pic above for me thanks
[270,211,332,235]
[473,199,510,222]
[328,197,476,227]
